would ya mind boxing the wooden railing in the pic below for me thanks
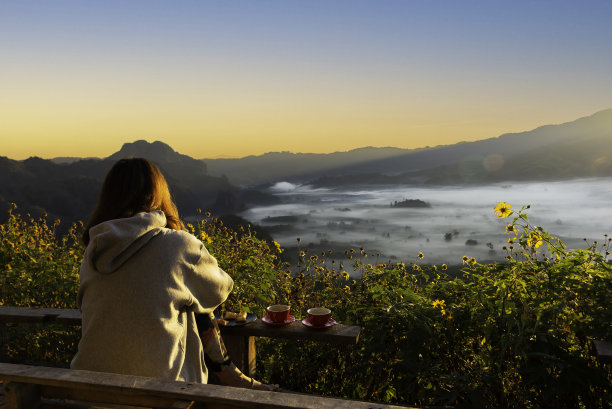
[0,306,361,377]
[0,306,422,409]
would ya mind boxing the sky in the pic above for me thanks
[2,0,612,160]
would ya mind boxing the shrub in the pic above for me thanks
[1,203,610,408]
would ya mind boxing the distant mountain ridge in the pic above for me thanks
[0,141,277,227]
[201,146,412,185]
[202,109,612,186]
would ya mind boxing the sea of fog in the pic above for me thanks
[239,178,612,268]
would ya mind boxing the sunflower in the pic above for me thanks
[273,241,284,253]
[505,224,518,234]
[527,231,543,248]
[432,299,446,309]
[494,202,513,218]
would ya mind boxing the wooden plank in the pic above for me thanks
[220,320,360,345]
[0,307,50,323]
[41,386,189,408]
[53,311,81,326]
[0,307,80,326]
[0,364,416,409]
[3,382,41,409]
[0,307,360,344]
[593,340,612,363]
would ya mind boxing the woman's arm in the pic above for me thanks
[183,239,234,314]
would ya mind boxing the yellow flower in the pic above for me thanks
[412,264,421,271]
[200,232,212,244]
[505,224,518,234]
[432,299,446,309]
[341,271,350,280]
[470,257,477,265]
[441,264,448,271]
[417,251,424,259]
[273,241,283,253]
[494,202,512,218]
[462,255,470,264]
[527,231,543,248]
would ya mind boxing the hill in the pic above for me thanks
[0,141,278,228]
[202,109,612,186]
[313,109,612,186]
[202,147,411,186]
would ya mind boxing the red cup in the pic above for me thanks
[266,304,290,323]
[307,307,331,326]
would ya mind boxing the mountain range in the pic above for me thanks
[202,109,612,186]
[1,109,611,227]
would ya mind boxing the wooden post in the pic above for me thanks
[3,382,41,409]
[0,322,9,362]
[222,335,256,377]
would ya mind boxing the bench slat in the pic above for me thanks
[0,363,414,409]
[41,385,189,409]
[0,306,54,323]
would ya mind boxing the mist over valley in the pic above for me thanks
[239,178,612,271]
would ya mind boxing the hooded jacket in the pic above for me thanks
[70,211,233,383]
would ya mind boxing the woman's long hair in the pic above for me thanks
[82,158,184,245]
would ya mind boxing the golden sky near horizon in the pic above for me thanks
[2,1,612,160]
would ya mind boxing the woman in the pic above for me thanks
[71,157,274,390]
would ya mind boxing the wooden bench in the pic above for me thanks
[0,306,361,377]
[0,362,418,409]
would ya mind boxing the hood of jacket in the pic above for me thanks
[86,211,166,274]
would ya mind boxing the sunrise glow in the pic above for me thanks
[2,1,612,159]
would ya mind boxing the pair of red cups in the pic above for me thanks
[266,305,331,326]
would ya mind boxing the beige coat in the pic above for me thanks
[71,211,233,383]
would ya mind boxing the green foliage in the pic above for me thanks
[0,203,83,308]
[1,204,611,408]
[185,210,288,314]
[0,204,83,364]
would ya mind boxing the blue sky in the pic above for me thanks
[2,0,611,159]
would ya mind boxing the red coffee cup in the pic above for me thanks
[307,307,331,326]
[266,304,290,323]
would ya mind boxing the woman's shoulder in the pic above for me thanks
[158,228,202,248]
[157,228,217,268]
